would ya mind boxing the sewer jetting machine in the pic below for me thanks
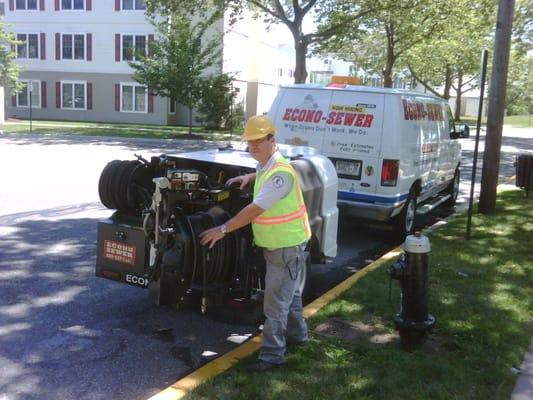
[95,144,338,317]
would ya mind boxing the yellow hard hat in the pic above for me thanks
[242,115,276,141]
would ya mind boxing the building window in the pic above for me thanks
[62,34,85,60]
[121,83,147,113]
[168,97,176,114]
[122,0,146,10]
[61,0,85,10]
[122,34,147,61]
[62,81,86,110]
[16,0,38,10]
[278,68,283,77]
[17,80,41,108]
[16,33,39,59]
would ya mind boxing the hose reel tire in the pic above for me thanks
[98,160,121,210]
[127,163,156,211]
[111,160,140,213]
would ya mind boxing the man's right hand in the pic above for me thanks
[226,174,252,190]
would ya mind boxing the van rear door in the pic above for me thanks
[270,87,384,194]
[323,90,384,194]
[269,87,333,150]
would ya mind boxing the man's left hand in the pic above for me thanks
[199,226,224,249]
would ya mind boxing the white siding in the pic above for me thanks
[0,86,4,123]
[6,2,151,74]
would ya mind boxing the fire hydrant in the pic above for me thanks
[389,233,436,350]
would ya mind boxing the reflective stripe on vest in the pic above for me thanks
[252,156,311,248]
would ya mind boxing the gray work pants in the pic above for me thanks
[259,243,309,364]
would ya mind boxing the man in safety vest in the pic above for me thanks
[199,115,311,372]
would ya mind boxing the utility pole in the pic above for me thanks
[29,80,33,133]
[479,0,515,213]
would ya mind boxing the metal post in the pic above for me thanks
[466,49,489,240]
[229,81,233,144]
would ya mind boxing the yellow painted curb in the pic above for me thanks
[148,336,263,400]
[148,246,402,400]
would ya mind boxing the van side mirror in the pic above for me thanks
[450,123,469,139]
[456,123,470,138]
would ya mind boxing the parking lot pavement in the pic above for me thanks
[0,134,224,218]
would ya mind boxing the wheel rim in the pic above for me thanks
[405,199,416,232]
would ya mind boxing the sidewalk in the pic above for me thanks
[512,338,533,400]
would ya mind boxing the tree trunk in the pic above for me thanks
[479,0,515,214]
[383,24,395,88]
[443,64,452,99]
[188,107,193,136]
[382,64,394,88]
[293,35,308,83]
[454,71,463,121]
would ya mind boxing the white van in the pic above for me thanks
[268,83,463,236]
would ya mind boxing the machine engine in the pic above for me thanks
[95,146,338,318]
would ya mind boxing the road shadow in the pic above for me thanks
[0,215,257,400]
[0,132,231,154]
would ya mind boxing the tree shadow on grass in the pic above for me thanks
[190,191,533,400]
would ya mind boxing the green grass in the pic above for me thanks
[503,115,533,128]
[460,114,533,128]
[0,119,243,141]
[188,189,533,400]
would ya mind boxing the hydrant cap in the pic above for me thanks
[403,234,431,253]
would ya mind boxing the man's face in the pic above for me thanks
[247,136,274,163]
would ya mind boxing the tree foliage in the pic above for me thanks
[506,50,532,115]
[406,0,495,120]
[0,21,23,91]
[507,0,533,115]
[236,0,383,83]
[196,73,237,129]
[512,0,533,55]
[316,0,453,88]
[314,0,499,121]
[147,0,380,83]
[130,5,222,135]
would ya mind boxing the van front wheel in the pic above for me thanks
[393,191,417,239]
[443,168,460,207]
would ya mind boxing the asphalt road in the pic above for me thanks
[0,127,530,399]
